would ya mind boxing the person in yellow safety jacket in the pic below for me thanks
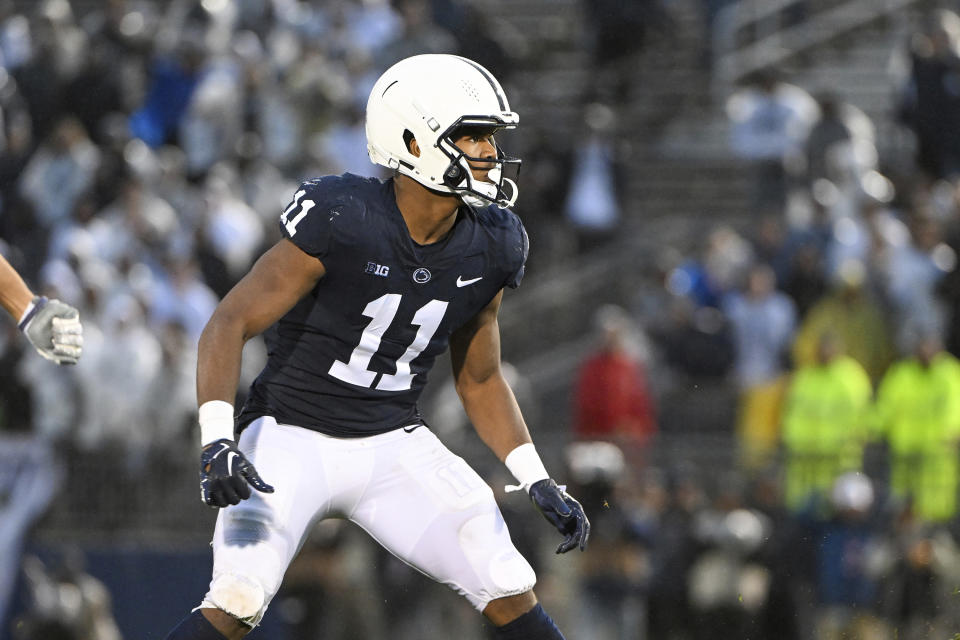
[791,260,895,385]
[874,332,960,523]
[781,332,873,513]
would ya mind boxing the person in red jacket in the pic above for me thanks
[573,305,656,453]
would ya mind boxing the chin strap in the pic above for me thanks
[459,170,518,208]
[499,176,519,206]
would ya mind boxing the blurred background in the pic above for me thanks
[1,0,960,638]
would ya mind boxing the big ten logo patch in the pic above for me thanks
[365,262,390,277]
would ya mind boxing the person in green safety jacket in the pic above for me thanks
[781,332,873,513]
[874,331,960,523]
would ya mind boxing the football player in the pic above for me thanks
[0,253,82,364]
[164,54,589,640]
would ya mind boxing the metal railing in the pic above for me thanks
[712,0,924,92]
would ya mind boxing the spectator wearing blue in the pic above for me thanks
[130,36,206,149]
[806,473,891,639]
[722,262,797,469]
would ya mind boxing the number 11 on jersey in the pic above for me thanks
[328,294,449,391]
[281,189,315,236]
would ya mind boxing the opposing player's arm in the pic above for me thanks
[196,238,325,508]
[0,253,34,320]
[1,253,83,365]
[450,290,590,553]
[197,238,326,406]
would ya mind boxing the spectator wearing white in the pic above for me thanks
[320,0,403,61]
[18,116,100,228]
[882,215,954,350]
[564,103,621,252]
[201,170,265,283]
[728,70,819,214]
[179,49,245,178]
[823,196,904,288]
[146,321,201,456]
[149,255,219,345]
[315,105,377,178]
[74,292,162,466]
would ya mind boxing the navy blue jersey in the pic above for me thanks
[238,173,528,437]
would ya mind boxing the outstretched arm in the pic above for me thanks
[196,238,325,507]
[0,253,34,320]
[1,253,83,365]
[450,290,590,553]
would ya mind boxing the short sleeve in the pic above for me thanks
[504,215,529,289]
[278,179,337,259]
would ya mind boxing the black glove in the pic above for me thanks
[200,438,274,508]
[528,478,591,554]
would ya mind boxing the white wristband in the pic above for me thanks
[504,443,549,493]
[199,400,235,446]
[17,299,37,327]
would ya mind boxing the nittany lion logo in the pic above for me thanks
[412,268,432,284]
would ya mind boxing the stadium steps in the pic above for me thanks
[499,0,926,378]
[618,2,923,224]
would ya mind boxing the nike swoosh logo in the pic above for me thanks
[456,276,482,287]
[403,424,423,433]
[226,451,238,473]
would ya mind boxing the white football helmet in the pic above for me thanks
[366,54,520,208]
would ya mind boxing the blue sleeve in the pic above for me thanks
[278,178,341,259]
[505,214,529,289]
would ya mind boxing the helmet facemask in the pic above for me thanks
[434,117,521,208]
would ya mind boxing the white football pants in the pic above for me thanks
[199,416,536,625]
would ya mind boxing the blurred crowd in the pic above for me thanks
[558,5,960,640]
[1,0,960,639]
[0,0,535,460]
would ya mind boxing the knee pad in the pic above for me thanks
[459,511,536,609]
[205,573,266,626]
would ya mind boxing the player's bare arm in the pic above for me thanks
[196,238,325,510]
[449,289,532,459]
[0,253,35,319]
[1,253,83,364]
[197,238,326,405]
[450,290,590,554]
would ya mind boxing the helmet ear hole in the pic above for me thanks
[403,130,417,155]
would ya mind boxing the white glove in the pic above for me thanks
[19,296,83,365]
